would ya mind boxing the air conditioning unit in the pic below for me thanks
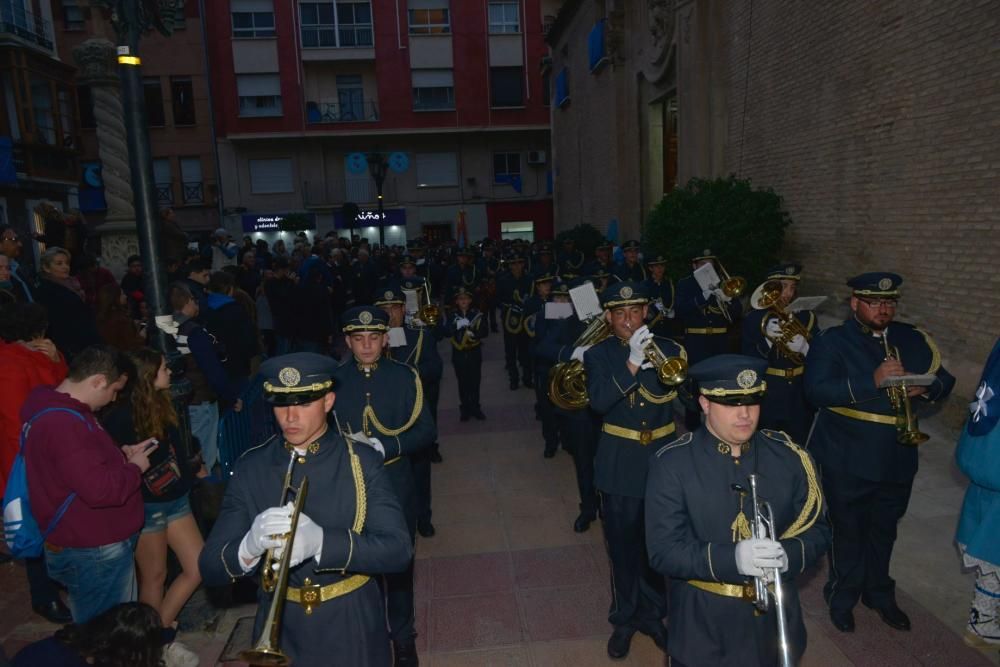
[527,150,547,165]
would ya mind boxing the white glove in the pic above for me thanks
[654,301,666,313]
[701,288,714,301]
[712,288,732,303]
[238,505,293,568]
[627,325,653,367]
[735,538,788,578]
[272,510,324,568]
[666,308,675,319]
[456,317,470,329]
[412,317,426,328]
[765,319,782,338]
[350,432,385,459]
[571,344,592,363]
[787,334,809,355]
[154,315,178,336]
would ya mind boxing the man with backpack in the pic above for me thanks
[18,345,158,622]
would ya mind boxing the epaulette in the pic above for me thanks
[236,433,280,463]
[759,428,802,450]
[655,431,693,457]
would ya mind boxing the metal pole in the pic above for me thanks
[117,5,169,353]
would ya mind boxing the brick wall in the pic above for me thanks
[723,0,1000,398]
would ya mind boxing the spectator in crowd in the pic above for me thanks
[0,302,72,623]
[0,224,34,303]
[295,262,334,354]
[33,205,88,269]
[102,349,203,631]
[34,247,101,362]
[22,345,157,623]
[271,237,287,260]
[168,283,243,474]
[95,284,145,352]
[11,602,172,667]
[209,228,236,271]
[74,253,117,311]
[178,258,209,315]
[120,255,145,319]
[264,255,298,355]
[158,208,188,265]
[235,247,261,297]
[202,271,258,383]
[351,248,377,304]
[0,253,25,305]
[253,238,272,271]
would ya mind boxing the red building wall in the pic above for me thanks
[486,200,554,241]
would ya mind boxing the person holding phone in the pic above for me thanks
[21,345,157,623]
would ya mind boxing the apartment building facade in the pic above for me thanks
[53,0,220,232]
[205,0,555,245]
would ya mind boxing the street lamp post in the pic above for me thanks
[368,152,387,248]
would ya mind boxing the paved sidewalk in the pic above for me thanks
[1,340,997,666]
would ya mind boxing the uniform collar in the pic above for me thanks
[284,425,331,458]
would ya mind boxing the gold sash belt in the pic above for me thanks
[287,575,371,614]
[766,366,805,379]
[602,422,676,446]
[685,327,728,335]
[827,406,897,426]
[687,579,753,600]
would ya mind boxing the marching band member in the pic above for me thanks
[525,272,559,457]
[497,254,533,390]
[613,240,647,282]
[446,286,489,421]
[643,252,677,339]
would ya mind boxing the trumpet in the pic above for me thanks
[733,474,793,667]
[241,474,310,667]
[754,281,812,364]
[630,321,688,387]
[880,333,930,446]
[548,316,611,411]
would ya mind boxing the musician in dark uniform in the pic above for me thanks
[375,287,445,538]
[533,242,558,278]
[805,272,954,633]
[445,247,479,297]
[497,254,533,390]
[585,240,614,277]
[525,272,559,456]
[333,307,436,665]
[198,352,412,666]
[584,281,686,659]
[536,278,603,532]
[478,240,502,332]
[646,354,830,667]
[741,263,820,443]
[643,252,677,339]
[612,240,647,282]
[446,286,488,420]
[557,237,586,280]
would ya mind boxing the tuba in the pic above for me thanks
[241,473,310,667]
[753,281,812,365]
[880,332,930,446]
[548,316,611,411]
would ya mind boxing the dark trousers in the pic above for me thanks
[413,380,440,524]
[26,553,60,606]
[535,365,559,453]
[600,492,667,630]
[559,411,600,516]
[383,459,417,641]
[452,347,482,414]
[503,330,530,384]
[821,466,913,613]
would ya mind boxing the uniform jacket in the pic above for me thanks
[387,325,444,384]
[199,429,411,666]
[645,427,830,666]
[445,308,488,353]
[805,317,954,482]
[584,332,685,497]
[612,260,647,282]
[675,274,743,330]
[497,273,533,334]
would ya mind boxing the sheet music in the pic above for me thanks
[570,283,602,320]
[788,296,827,312]
[403,290,420,315]
[388,327,407,347]
[694,263,721,292]
[545,302,574,320]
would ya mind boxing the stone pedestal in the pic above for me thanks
[98,220,140,279]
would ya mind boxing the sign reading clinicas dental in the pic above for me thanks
[241,212,316,233]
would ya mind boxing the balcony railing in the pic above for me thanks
[182,181,204,204]
[155,183,173,206]
[0,2,53,49]
[305,100,379,124]
[12,142,76,182]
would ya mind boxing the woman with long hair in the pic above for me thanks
[95,283,145,352]
[101,348,203,634]
[12,602,165,667]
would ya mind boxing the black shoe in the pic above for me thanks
[639,624,668,653]
[607,626,637,660]
[472,409,486,420]
[830,608,855,632]
[430,449,443,463]
[392,639,419,666]
[543,448,557,459]
[863,599,911,631]
[34,599,72,624]
[417,519,435,538]
[573,512,596,533]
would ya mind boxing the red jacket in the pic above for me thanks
[0,341,68,490]
[21,386,143,548]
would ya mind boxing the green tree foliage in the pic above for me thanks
[643,176,791,284]
[555,223,606,258]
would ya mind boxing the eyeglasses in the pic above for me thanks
[858,298,898,309]
[1,235,19,243]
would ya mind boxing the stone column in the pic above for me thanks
[72,37,137,278]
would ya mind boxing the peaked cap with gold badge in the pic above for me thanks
[847,272,902,298]
[600,280,650,309]
[341,305,390,334]
[689,354,768,406]
[261,352,337,406]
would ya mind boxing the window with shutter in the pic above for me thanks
[249,158,294,194]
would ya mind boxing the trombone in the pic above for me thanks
[241,473,310,667]
[733,474,793,667]
[880,332,930,446]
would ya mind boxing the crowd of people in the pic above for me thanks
[0,205,997,667]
